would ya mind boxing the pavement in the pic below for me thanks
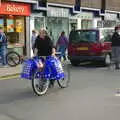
[0,65,20,80]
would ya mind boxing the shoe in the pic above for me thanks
[49,79,55,88]
[115,67,120,70]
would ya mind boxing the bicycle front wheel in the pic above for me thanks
[32,70,50,96]
[57,64,70,88]
[6,51,21,67]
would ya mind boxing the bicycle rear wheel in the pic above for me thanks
[6,51,21,67]
[32,70,50,96]
[57,63,70,88]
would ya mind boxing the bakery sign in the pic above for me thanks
[0,2,31,16]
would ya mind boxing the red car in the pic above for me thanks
[68,28,114,66]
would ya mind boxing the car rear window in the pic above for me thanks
[69,30,98,44]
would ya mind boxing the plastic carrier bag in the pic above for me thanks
[20,57,42,80]
[44,56,65,80]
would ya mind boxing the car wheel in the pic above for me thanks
[70,60,80,66]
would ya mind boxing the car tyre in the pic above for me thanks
[70,60,80,66]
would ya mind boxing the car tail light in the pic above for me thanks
[68,44,75,55]
[91,43,104,52]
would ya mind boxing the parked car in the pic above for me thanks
[68,28,114,66]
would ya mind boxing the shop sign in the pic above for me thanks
[0,2,31,16]
[75,12,93,19]
[105,13,117,20]
[47,7,69,17]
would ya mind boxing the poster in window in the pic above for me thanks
[0,19,3,28]
[7,19,14,32]
[16,19,24,32]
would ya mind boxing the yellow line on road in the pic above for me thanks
[0,74,20,81]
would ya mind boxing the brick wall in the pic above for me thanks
[106,0,120,11]
[81,0,101,9]
[47,0,75,5]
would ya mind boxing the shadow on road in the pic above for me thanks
[0,88,36,104]
[70,61,106,69]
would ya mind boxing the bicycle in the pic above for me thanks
[0,49,21,67]
[21,53,70,96]
[6,51,22,67]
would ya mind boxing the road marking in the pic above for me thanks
[0,74,19,81]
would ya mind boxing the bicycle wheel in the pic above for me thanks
[32,70,50,96]
[6,51,21,67]
[57,63,70,88]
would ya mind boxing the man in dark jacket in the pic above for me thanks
[34,28,54,56]
[111,26,120,69]
[33,28,55,87]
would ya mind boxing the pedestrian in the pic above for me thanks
[0,27,7,67]
[56,31,68,61]
[31,29,37,52]
[111,26,120,70]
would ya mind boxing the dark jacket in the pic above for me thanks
[111,32,120,47]
[34,35,53,56]
[0,33,7,46]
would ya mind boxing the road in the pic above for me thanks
[0,63,120,120]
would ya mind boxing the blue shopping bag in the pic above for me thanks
[44,56,65,80]
[21,58,40,80]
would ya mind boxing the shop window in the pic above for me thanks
[34,17,44,32]
[15,18,24,33]
[0,15,25,56]
[7,19,14,32]
[100,29,114,42]
[103,20,116,28]
[0,19,4,28]
[81,20,92,29]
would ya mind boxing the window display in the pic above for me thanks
[0,19,3,28]
[15,19,24,32]
[7,19,14,32]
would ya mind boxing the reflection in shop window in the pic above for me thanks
[34,17,44,32]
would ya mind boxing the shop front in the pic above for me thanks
[70,12,93,30]
[46,6,70,45]
[0,2,31,56]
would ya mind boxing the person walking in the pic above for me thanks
[0,27,7,66]
[111,26,120,70]
[56,31,68,61]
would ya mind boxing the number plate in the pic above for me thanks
[76,47,88,50]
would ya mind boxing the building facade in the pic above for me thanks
[2,0,120,57]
